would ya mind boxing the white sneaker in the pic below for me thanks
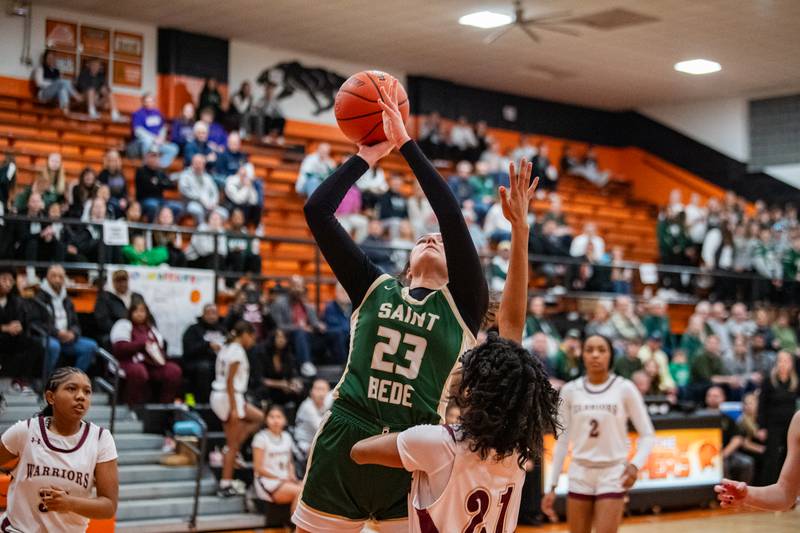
[232,479,247,495]
[300,361,317,377]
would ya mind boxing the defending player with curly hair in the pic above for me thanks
[456,334,561,468]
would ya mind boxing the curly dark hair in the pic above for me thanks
[455,334,561,467]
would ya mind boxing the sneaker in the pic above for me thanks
[231,479,247,495]
[216,485,239,498]
[300,361,317,377]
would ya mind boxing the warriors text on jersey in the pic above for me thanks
[334,274,475,426]
[398,424,524,533]
[1,417,117,533]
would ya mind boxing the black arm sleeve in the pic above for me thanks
[303,156,383,306]
[399,140,488,335]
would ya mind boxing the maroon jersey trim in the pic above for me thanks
[37,416,91,454]
[415,507,439,533]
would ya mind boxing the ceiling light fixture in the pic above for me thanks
[674,59,721,75]
[459,11,513,29]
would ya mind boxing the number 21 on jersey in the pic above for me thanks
[464,486,514,533]
[367,326,428,407]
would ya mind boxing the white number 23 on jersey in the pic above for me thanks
[371,326,427,380]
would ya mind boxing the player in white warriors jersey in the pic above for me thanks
[542,334,655,533]
[0,367,118,533]
[350,160,561,533]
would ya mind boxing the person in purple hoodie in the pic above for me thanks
[131,93,179,168]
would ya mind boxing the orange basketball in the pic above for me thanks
[334,71,409,145]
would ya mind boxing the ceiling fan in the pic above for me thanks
[484,0,581,44]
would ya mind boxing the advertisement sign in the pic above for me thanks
[104,265,215,356]
[542,427,723,494]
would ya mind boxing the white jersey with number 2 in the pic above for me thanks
[398,424,524,533]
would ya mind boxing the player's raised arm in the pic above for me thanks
[303,141,393,305]
[716,410,800,511]
[378,81,488,336]
[497,159,537,342]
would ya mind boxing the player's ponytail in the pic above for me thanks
[38,367,87,417]
[226,320,256,344]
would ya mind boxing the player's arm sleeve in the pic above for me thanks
[0,420,27,456]
[251,431,266,450]
[624,381,656,469]
[303,155,383,306]
[97,428,118,463]
[396,424,456,475]
[400,140,488,336]
[548,391,571,489]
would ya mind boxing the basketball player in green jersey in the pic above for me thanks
[293,80,488,532]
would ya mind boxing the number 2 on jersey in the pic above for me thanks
[589,418,600,438]
[370,326,427,379]
[463,486,514,533]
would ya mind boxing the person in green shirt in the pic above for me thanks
[614,338,643,379]
[691,335,744,401]
[122,234,168,266]
[643,298,674,355]
[669,349,691,389]
[523,295,561,356]
[772,309,798,354]
[553,329,584,382]
[679,314,706,363]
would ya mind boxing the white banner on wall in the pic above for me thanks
[104,265,215,356]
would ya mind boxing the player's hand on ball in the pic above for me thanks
[378,79,411,149]
[42,487,73,513]
[714,478,747,508]
[357,141,393,168]
[500,158,537,227]
[620,463,638,489]
[541,491,558,522]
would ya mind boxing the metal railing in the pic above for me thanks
[93,348,120,434]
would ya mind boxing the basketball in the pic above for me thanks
[334,70,409,145]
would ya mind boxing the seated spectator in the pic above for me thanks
[228,81,254,137]
[642,359,668,396]
[170,102,196,153]
[553,330,584,382]
[610,295,646,343]
[98,150,128,218]
[708,302,733,357]
[657,206,689,268]
[632,370,653,397]
[725,334,762,390]
[470,161,497,221]
[376,174,408,237]
[483,198,513,245]
[615,339,643,379]
[669,350,691,392]
[585,299,617,339]
[361,219,395,273]
[449,116,478,161]
[150,206,187,267]
[198,106,228,152]
[0,268,42,390]
[478,141,509,188]
[225,163,262,227]
[33,50,79,114]
[185,210,227,269]
[529,219,569,285]
[643,298,674,354]
[41,151,67,197]
[198,78,224,120]
[489,241,511,292]
[14,174,59,214]
[15,193,65,264]
[752,228,783,302]
[336,186,369,243]
[122,233,168,266]
[472,121,491,163]
[181,303,227,403]
[270,275,323,377]
[93,269,143,348]
[771,309,798,353]
[542,193,573,245]
[224,208,261,282]
[179,154,228,224]
[610,246,633,294]
[251,329,304,405]
[355,164,387,212]
[224,282,275,342]
[638,331,677,394]
[294,379,332,459]
[523,296,561,357]
[66,167,100,219]
[462,202,488,254]
[511,134,538,163]
[417,112,448,161]
[215,131,249,185]
[390,219,416,271]
[67,198,120,263]
[130,93,178,168]
[569,222,605,259]
[447,161,475,206]
[406,182,437,238]
[684,193,708,245]
[561,144,609,187]
[737,392,765,474]
[691,335,742,400]
[32,264,97,375]
[110,297,182,406]
[252,80,285,144]
[528,332,562,389]
[757,350,799,485]
[680,314,706,361]
[183,121,218,170]
[703,386,755,483]
[251,405,302,510]
[296,143,334,197]
[532,143,558,193]
[75,57,120,121]
[135,148,182,221]
[323,283,351,364]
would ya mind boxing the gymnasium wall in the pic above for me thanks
[0,5,157,99]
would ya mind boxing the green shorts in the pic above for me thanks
[299,403,411,521]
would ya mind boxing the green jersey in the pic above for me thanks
[333,274,476,428]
